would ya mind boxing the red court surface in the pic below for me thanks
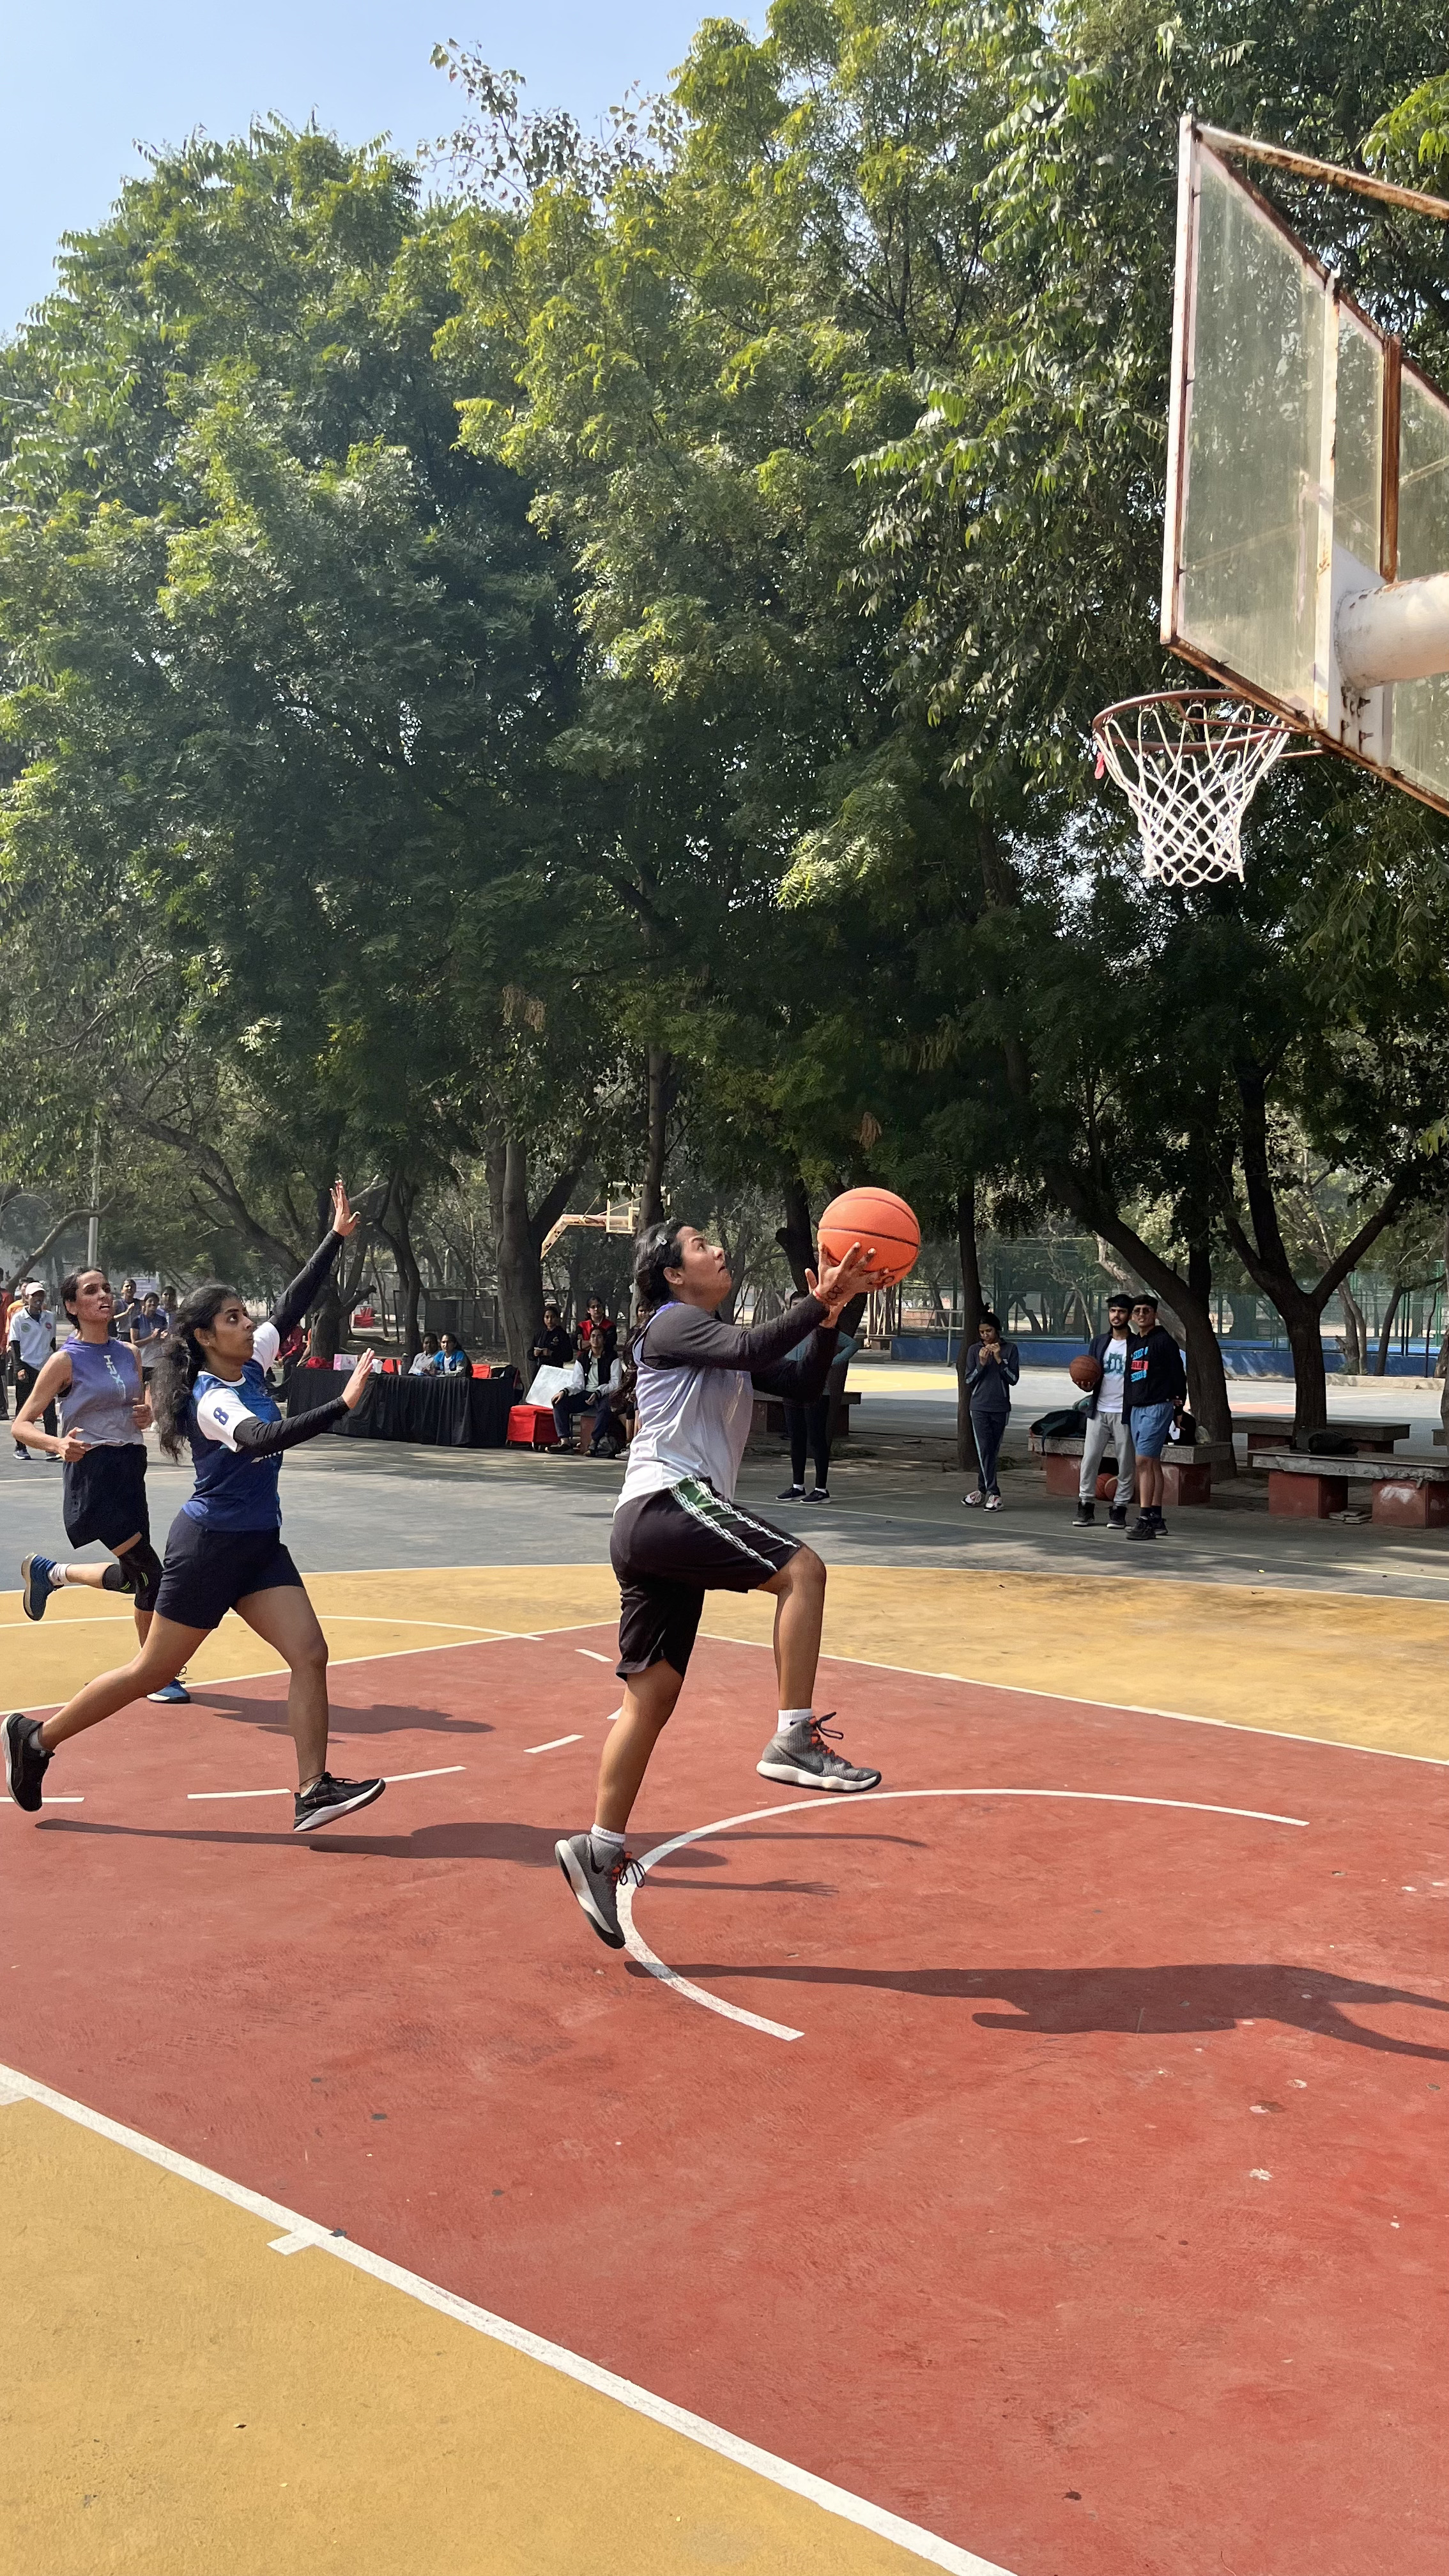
[3,1626,1446,2576]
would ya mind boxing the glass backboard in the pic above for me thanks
[1162,121,1449,815]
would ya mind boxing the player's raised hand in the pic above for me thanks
[330,1179,362,1239]
[808,1239,881,1321]
[341,1349,378,1412]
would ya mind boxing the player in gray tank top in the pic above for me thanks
[14,1266,167,1652]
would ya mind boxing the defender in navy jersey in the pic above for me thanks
[556,1218,881,1951]
[4,1184,385,1837]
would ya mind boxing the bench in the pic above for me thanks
[1037,1432,1233,1506]
[753,1390,861,1441]
[1257,1452,1449,1527]
[1236,1414,1410,1459]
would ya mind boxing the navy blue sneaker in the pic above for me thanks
[20,1554,56,1623]
[146,1677,192,1705]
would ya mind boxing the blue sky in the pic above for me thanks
[3,0,742,332]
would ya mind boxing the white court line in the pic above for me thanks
[525,1734,583,1754]
[187,1765,464,1803]
[3,1795,83,1805]
[0,2060,1009,2576]
[576,1648,614,1664]
[618,1788,1311,2044]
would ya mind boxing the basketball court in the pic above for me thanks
[3,1556,1446,2575]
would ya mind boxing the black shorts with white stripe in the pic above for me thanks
[610,1478,801,1678]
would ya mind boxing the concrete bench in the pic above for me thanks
[1238,1414,1409,1459]
[753,1390,861,1441]
[1257,1451,1449,1528]
[1037,1431,1232,1506]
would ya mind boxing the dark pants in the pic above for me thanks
[553,1388,611,1450]
[783,1395,832,1489]
[971,1404,1009,1496]
[13,1361,56,1451]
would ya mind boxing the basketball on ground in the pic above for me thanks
[1070,1353,1103,1391]
[817,1186,920,1287]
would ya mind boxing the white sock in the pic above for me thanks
[778,1708,813,1735]
[49,1562,74,1586]
[590,1825,626,1862]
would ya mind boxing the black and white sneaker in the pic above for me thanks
[555,1830,643,1949]
[1072,1502,1094,1528]
[778,1483,806,1501]
[293,1772,386,1833]
[4,1711,51,1814]
[1108,1503,1130,1529]
[757,1714,881,1793]
[806,1485,831,1503]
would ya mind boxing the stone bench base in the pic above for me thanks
[1261,1453,1449,1528]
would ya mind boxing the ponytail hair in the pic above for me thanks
[632,1221,687,1316]
[150,1280,238,1459]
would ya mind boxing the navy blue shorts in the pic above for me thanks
[62,1445,150,1554]
[154,1514,305,1632]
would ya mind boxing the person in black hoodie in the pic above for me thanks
[1122,1295,1187,1541]
[961,1309,1021,1509]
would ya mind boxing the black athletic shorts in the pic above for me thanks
[62,1444,150,1554]
[610,1480,801,1678]
[154,1513,305,1633]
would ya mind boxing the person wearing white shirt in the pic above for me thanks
[1074,1294,1137,1528]
[9,1287,57,1462]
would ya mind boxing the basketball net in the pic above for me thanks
[1092,691,1297,888]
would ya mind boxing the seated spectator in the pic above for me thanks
[586,1299,647,1456]
[438,1331,471,1375]
[552,1298,618,1451]
[530,1302,571,1370]
[410,1332,441,1376]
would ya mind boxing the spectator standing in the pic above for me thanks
[1123,1295,1187,1542]
[530,1303,572,1372]
[132,1291,169,1384]
[779,1292,866,1503]
[961,1308,1020,1510]
[10,1285,58,1462]
[1073,1292,1137,1529]
[111,1278,144,1340]
[437,1332,471,1375]
[409,1333,441,1376]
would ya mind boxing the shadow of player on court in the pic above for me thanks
[642,1959,1449,2058]
[188,1690,493,1741]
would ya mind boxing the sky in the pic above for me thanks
[2,0,742,333]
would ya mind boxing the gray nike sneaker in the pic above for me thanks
[756,1714,881,1793]
[555,1831,643,1949]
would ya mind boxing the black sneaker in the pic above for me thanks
[805,1486,831,1503]
[1072,1502,1094,1527]
[778,1483,806,1500]
[1125,1517,1156,1542]
[555,1830,643,1949]
[4,1711,50,1813]
[1108,1504,1129,1529]
[1150,1511,1169,1536]
[293,1772,386,1834]
[757,1714,881,1792]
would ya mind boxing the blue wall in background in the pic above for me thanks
[891,1335,1436,1379]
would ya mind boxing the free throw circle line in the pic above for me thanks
[617,1787,1310,2044]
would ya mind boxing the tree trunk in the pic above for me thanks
[776,1172,814,1296]
[496,1140,540,1378]
[1373,1285,1404,1376]
[641,1048,675,1229]
[1283,1294,1329,1430]
[954,1183,985,1478]
[378,1174,423,1361]
[1338,1279,1368,1376]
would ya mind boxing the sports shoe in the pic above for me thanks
[1126,1517,1156,1542]
[555,1830,643,1949]
[4,1712,50,1813]
[805,1486,831,1503]
[1108,1504,1129,1528]
[20,1553,56,1621]
[1073,1503,1094,1527]
[962,1491,984,1508]
[757,1714,882,1793]
[146,1678,192,1705]
[1149,1511,1169,1536]
[985,1492,1003,1510]
[293,1772,387,1833]
[778,1483,806,1500]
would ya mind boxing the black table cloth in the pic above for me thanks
[287,1365,513,1448]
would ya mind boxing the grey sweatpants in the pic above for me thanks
[1078,1408,1135,1505]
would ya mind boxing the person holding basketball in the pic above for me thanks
[555,1219,882,1950]
[1072,1292,1135,1528]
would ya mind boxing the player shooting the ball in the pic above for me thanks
[556,1216,885,1951]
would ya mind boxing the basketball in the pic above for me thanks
[1069,1353,1103,1392]
[817,1186,920,1287]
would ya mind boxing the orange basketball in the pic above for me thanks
[817,1186,921,1287]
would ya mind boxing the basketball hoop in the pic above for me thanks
[1092,691,1305,888]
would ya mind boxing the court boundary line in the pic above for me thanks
[0,2062,1011,2576]
[620,1788,1311,2042]
[11,1600,1446,1767]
